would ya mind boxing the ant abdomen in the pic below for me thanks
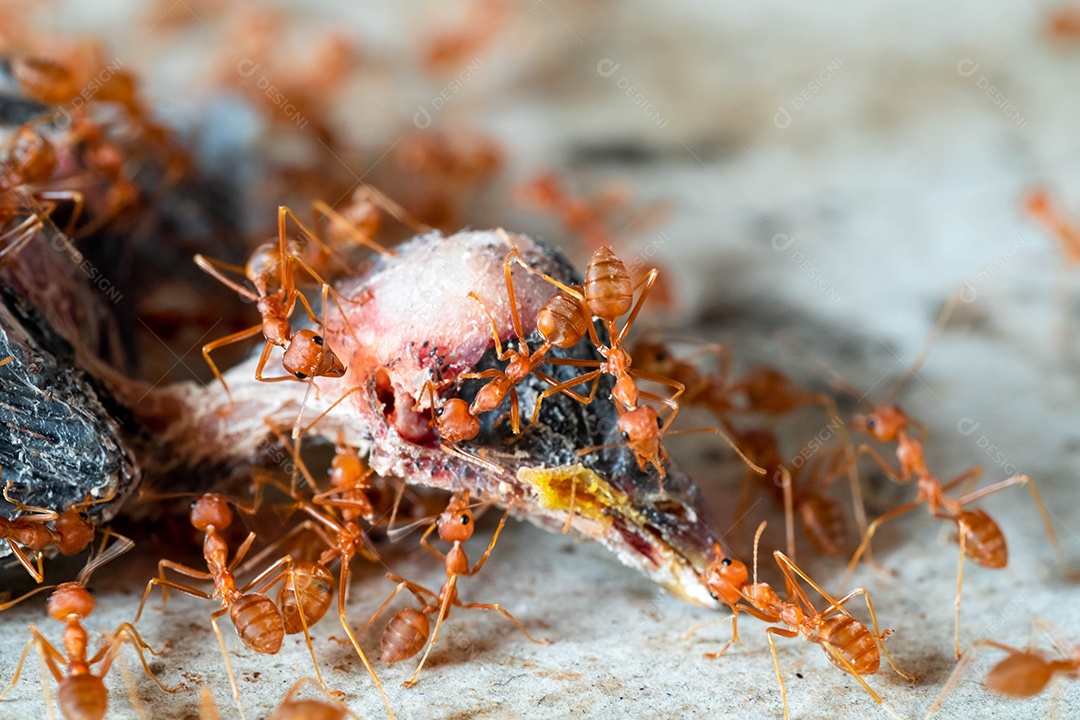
[986,652,1055,697]
[798,496,846,557]
[957,509,1007,569]
[536,290,590,348]
[57,674,108,720]
[279,561,335,634]
[231,593,285,654]
[584,246,633,320]
[381,607,431,663]
[820,615,880,676]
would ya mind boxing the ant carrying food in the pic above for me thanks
[367,491,549,687]
[687,523,913,720]
[1,532,178,720]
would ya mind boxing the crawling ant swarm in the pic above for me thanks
[0,7,1074,720]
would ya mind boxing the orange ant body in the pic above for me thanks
[1,480,99,583]
[247,442,395,717]
[367,492,548,687]
[134,494,319,720]
[195,206,367,401]
[688,525,912,720]
[928,621,1080,717]
[0,126,90,260]
[1,533,177,720]
[198,677,361,720]
[735,429,849,559]
[509,245,694,479]
[849,400,1059,656]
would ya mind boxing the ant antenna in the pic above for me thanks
[752,521,767,586]
[882,289,963,405]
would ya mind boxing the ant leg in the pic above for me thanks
[530,368,599,426]
[852,444,907,483]
[297,385,363,438]
[955,519,968,660]
[466,291,509,357]
[350,185,431,234]
[234,520,335,578]
[419,521,446,562]
[3,539,46,584]
[210,609,247,720]
[0,582,54,611]
[615,267,658,346]
[466,505,512,576]
[365,574,437,631]
[685,612,738,658]
[941,465,983,494]
[663,427,765,475]
[528,368,603,425]
[845,501,922,577]
[764,626,800,720]
[202,326,264,401]
[335,563,395,718]
[193,255,260,302]
[459,601,550,644]
[134,576,213,622]
[99,623,182,694]
[0,630,62,700]
[403,575,458,688]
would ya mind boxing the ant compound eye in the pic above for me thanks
[86,586,96,595]
[656,415,664,429]
[709,592,719,601]
[721,558,732,567]
[460,515,470,525]
[866,417,877,429]
[656,351,667,362]
[312,335,324,346]
[435,407,444,417]
[620,430,630,441]
[294,371,307,379]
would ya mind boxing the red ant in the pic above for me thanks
[840,296,1061,657]
[366,491,549,687]
[134,493,323,720]
[1,477,100,583]
[928,621,1080,716]
[245,435,395,718]
[733,430,850,560]
[198,676,362,720]
[0,532,178,720]
[195,205,380,402]
[687,523,913,720]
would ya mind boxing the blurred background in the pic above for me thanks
[3,1,1080,717]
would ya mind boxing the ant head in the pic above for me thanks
[633,340,673,371]
[618,406,663,449]
[704,544,748,605]
[190,494,233,532]
[53,509,95,556]
[432,397,480,444]
[283,330,347,381]
[853,405,908,441]
[438,491,474,543]
[47,582,94,621]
